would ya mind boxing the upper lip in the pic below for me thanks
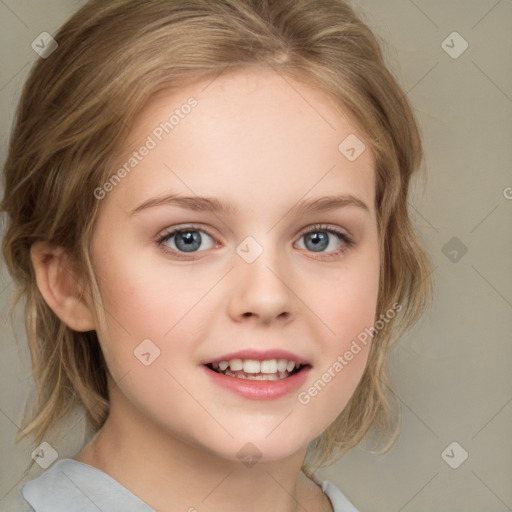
[202,349,310,366]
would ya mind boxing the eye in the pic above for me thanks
[156,223,354,260]
[157,226,216,255]
[295,224,354,257]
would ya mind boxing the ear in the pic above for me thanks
[30,241,96,332]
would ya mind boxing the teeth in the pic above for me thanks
[224,370,287,380]
[243,359,261,374]
[212,358,303,379]
[229,359,243,371]
[277,359,288,372]
[260,359,277,373]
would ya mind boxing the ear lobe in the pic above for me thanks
[30,241,96,332]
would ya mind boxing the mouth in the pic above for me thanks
[202,350,312,399]
[205,358,309,381]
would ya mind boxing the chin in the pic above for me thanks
[193,425,315,466]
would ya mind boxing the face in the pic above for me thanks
[88,68,380,463]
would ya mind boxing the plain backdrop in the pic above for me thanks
[1,1,511,511]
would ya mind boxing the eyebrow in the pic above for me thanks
[129,193,370,216]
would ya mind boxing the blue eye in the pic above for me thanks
[296,225,354,256]
[158,227,215,253]
[157,224,354,259]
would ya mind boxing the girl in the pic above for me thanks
[1,0,433,510]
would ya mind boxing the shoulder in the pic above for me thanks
[315,477,360,512]
[20,458,153,512]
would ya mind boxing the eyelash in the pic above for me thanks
[156,223,355,260]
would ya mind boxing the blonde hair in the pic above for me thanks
[1,0,433,474]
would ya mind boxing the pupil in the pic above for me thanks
[306,232,328,252]
[176,230,201,252]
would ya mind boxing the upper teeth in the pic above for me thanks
[214,359,298,374]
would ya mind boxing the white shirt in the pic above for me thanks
[21,458,359,512]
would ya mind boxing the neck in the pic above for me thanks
[75,387,330,512]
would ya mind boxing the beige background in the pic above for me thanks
[1,1,511,511]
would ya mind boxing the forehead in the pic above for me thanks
[108,68,376,216]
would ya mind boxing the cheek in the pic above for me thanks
[335,269,379,344]
[297,249,379,425]
[90,256,212,432]
[314,249,380,350]
[90,245,225,417]
[93,249,211,341]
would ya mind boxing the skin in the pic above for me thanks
[31,68,380,512]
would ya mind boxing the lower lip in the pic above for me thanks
[203,365,311,400]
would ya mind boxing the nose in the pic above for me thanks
[226,243,294,325]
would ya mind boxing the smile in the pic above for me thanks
[203,352,311,400]
[206,358,305,380]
